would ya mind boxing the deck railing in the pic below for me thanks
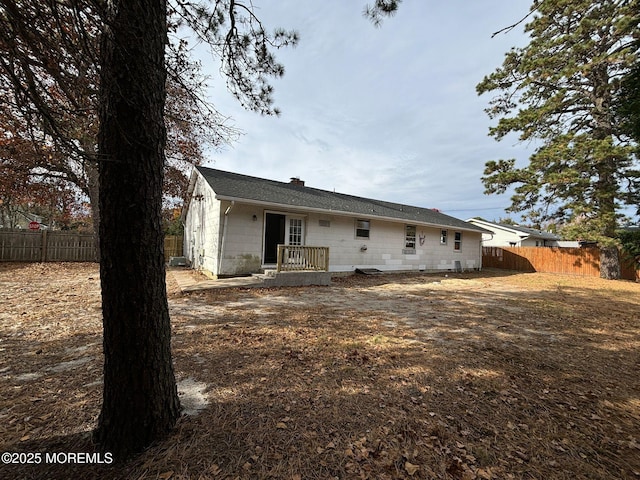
[276,245,329,272]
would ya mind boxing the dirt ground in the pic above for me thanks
[1,263,639,480]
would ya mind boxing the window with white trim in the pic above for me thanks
[405,225,416,249]
[440,229,448,245]
[454,231,462,251]
[356,219,370,239]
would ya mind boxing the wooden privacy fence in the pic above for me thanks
[164,235,183,261]
[0,230,184,263]
[0,230,95,262]
[483,246,640,281]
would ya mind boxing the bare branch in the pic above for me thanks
[491,6,538,38]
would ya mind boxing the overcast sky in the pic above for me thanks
[193,1,534,223]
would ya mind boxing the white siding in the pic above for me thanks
[305,214,481,272]
[183,172,222,276]
[469,219,559,247]
[480,229,558,247]
[481,229,524,247]
[188,197,484,276]
[218,203,264,275]
[521,237,541,247]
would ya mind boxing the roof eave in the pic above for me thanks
[215,194,486,234]
[181,169,201,222]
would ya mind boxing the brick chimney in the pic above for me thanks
[290,177,305,186]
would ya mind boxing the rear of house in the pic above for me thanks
[184,167,487,277]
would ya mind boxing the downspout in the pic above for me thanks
[218,201,235,276]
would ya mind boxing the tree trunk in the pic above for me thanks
[600,246,621,280]
[85,161,100,260]
[93,0,180,459]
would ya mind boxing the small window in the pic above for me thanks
[440,229,448,245]
[405,225,416,249]
[454,231,462,251]
[319,219,331,228]
[356,219,370,239]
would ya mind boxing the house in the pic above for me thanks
[183,167,489,277]
[466,218,561,247]
[0,207,49,230]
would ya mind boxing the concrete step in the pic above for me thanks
[255,270,331,287]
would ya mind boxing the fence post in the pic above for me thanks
[276,245,283,272]
[41,230,48,262]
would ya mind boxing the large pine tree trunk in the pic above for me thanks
[597,170,622,281]
[93,0,180,459]
[600,246,622,280]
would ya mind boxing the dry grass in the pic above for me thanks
[1,263,640,479]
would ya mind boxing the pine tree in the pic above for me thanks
[93,0,181,458]
[477,0,640,279]
[615,64,640,143]
[2,0,297,459]
[93,0,296,459]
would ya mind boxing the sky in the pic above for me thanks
[192,1,535,223]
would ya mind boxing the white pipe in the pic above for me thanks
[218,201,235,276]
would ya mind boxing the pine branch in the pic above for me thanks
[491,6,538,38]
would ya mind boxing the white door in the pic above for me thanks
[287,217,304,246]
[284,217,305,267]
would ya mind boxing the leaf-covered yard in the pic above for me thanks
[1,263,639,479]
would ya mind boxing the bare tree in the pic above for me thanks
[0,0,238,243]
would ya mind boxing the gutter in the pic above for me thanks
[214,195,487,235]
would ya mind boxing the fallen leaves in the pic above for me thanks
[404,461,420,476]
[2,265,640,479]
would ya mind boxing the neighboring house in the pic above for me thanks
[0,208,48,230]
[466,217,561,247]
[183,167,489,277]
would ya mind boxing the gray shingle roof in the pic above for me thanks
[508,224,560,240]
[196,166,486,233]
[468,218,560,240]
